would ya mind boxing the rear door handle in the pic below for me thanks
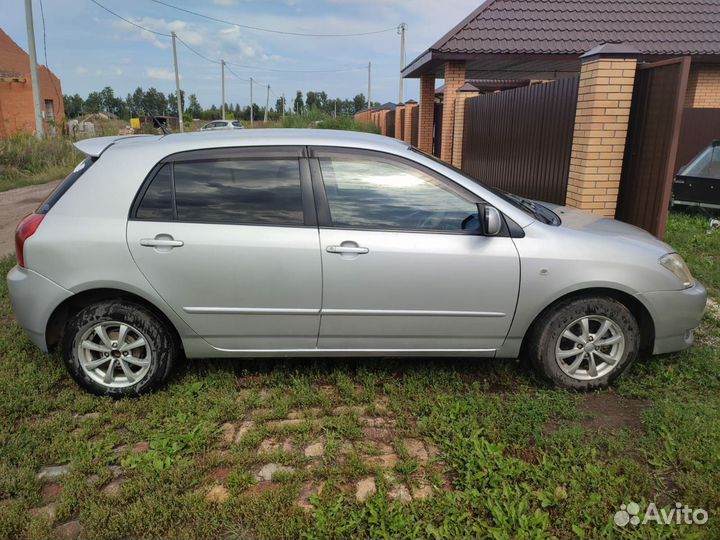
[140,238,184,248]
[326,245,369,254]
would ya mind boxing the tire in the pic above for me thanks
[527,296,640,390]
[62,300,178,397]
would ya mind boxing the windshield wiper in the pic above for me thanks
[504,194,559,225]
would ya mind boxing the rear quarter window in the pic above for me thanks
[136,164,174,220]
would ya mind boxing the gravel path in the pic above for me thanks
[0,180,62,258]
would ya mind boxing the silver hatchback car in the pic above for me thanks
[8,130,706,396]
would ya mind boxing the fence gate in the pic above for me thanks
[616,57,691,237]
[461,77,579,205]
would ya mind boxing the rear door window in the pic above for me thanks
[173,159,304,225]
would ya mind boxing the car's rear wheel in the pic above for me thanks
[528,296,640,390]
[62,301,177,397]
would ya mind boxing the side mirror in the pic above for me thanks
[484,206,502,236]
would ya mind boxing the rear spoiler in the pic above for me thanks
[73,134,159,158]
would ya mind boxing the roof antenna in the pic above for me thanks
[147,112,168,135]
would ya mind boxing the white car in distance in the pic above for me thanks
[200,120,244,131]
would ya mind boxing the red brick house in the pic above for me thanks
[0,28,64,138]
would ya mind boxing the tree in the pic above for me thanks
[96,86,128,118]
[305,91,328,111]
[84,91,102,114]
[353,93,367,114]
[293,91,304,114]
[142,88,168,116]
[126,87,145,116]
[167,90,186,117]
[274,97,285,114]
[63,94,84,118]
[186,94,202,118]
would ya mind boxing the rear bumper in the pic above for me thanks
[636,281,707,355]
[6,266,72,352]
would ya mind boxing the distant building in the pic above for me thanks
[0,28,64,138]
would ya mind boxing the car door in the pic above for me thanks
[127,146,322,350]
[310,148,520,352]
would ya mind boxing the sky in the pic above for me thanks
[3,0,480,109]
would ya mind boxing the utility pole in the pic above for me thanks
[24,0,44,139]
[171,32,184,132]
[250,77,254,127]
[281,94,285,120]
[264,84,269,123]
[367,61,372,110]
[398,23,407,103]
[221,60,226,119]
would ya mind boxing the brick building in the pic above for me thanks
[398,0,720,223]
[0,28,64,138]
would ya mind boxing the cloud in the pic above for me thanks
[74,66,89,75]
[213,0,239,4]
[145,67,176,81]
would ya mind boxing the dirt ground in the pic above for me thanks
[0,180,61,257]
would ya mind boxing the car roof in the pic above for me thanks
[76,129,409,158]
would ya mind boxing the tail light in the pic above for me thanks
[15,213,44,268]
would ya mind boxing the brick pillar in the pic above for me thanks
[394,107,403,139]
[451,89,480,168]
[418,74,435,153]
[403,101,417,144]
[566,44,639,216]
[440,61,466,162]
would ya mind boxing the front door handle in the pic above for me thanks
[326,245,369,255]
[140,237,184,248]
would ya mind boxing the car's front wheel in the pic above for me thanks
[528,296,640,390]
[62,301,177,397]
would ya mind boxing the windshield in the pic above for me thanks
[409,147,561,225]
[679,143,720,179]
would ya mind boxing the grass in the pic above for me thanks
[0,134,82,192]
[0,212,718,539]
[257,110,380,133]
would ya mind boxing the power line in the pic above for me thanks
[223,63,250,83]
[89,0,171,36]
[90,1,369,76]
[149,0,398,37]
[174,34,221,64]
[224,60,366,74]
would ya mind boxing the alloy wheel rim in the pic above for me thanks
[555,315,625,381]
[77,321,152,388]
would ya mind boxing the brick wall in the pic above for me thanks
[440,62,466,162]
[684,64,720,108]
[418,75,435,153]
[394,107,404,140]
[450,91,479,168]
[0,29,64,138]
[566,57,637,217]
[403,102,416,144]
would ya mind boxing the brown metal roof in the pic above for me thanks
[432,0,720,56]
[435,79,531,94]
[403,0,720,78]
